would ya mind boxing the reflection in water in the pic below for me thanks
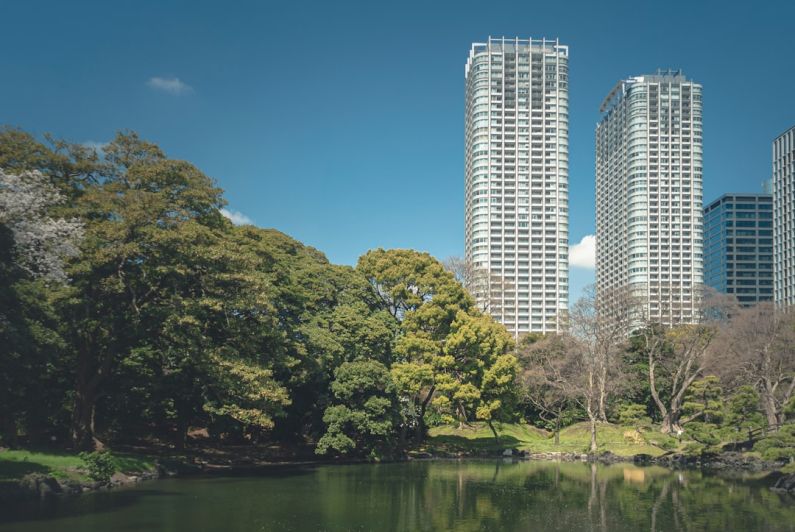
[1,460,793,532]
[623,467,646,484]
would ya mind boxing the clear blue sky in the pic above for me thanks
[2,0,794,302]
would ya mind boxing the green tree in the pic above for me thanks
[724,386,765,446]
[59,133,231,449]
[316,360,397,457]
[682,376,724,425]
[754,424,795,462]
[751,396,795,461]
[233,230,397,442]
[679,376,724,450]
[618,403,651,429]
[0,132,95,445]
[440,310,516,441]
[358,249,472,441]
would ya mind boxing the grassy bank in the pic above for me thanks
[426,422,671,457]
[0,449,156,484]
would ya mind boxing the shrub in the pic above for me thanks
[618,403,651,428]
[647,434,678,451]
[80,450,116,483]
[754,424,795,462]
[683,441,706,456]
[683,422,721,446]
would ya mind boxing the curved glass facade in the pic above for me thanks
[596,71,704,325]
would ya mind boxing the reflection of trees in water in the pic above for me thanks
[650,478,671,532]
[10,463,794,531]
[383,461,795,531]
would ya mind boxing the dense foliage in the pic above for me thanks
[0,128,517,457]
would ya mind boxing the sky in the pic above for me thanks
[2,0,794,304]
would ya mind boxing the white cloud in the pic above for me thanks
[569,234,596,269]
[146,76,193,95]
[220,208,254,226]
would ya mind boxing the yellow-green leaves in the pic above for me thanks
[358,249,517,437]
[203,355,290,430]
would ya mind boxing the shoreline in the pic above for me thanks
[3,448,793,503]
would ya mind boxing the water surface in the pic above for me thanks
[1,460,793,531]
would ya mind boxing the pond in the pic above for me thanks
[1,460,793,531]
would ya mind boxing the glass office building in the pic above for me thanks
[464,37,569,336]
[773,126,795,308]
[595,70,703,325]
[703,194,773,305]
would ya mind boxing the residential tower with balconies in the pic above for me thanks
[464,37,569,335]
[595,70,704,325]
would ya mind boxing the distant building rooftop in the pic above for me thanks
[599,69,698,113]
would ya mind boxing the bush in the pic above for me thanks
[618,403,651,428]
[79,450,116,483]
[683,422,721,446]
[647,434,678,451]
[683,442,706,456]
[754,424,795,462]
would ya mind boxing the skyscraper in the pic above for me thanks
[703,193,773,306]
[773,126,795,308]
[464,37,569,336]
[595,70,704,325]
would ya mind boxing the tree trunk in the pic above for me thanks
[0,413,17,448]
[648,358,670,433]
[598,364,608,423]
[554,416,560,445]
[660,412,674,435]
[457,403,468,429]
[175,418,189,450]
[761,379,779,432]
[71,339,110,451]
[72,385,99,450]
[589,416,598,453]
[487,419,500,444]
[415,386,435,443]
[660,414,671,434]
[762,390,779,431]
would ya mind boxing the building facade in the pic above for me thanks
[773,126,795,308]
[704,194,773,305]
[464,37,569,336]
[595,70,704,325]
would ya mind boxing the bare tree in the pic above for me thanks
[516,330,602,450]
[567,331,601,452]
[638,288,735,434]
[516,334,573,444]
[561,287,635,451]
[444,256,483,293]
[717,302,795,430]
[571,285,636,422]
[516,285,635,452]
[639,323,717,434]
[443,255,514,314]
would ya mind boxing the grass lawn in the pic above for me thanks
[0,449,156,483]
[427,421,669,457]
